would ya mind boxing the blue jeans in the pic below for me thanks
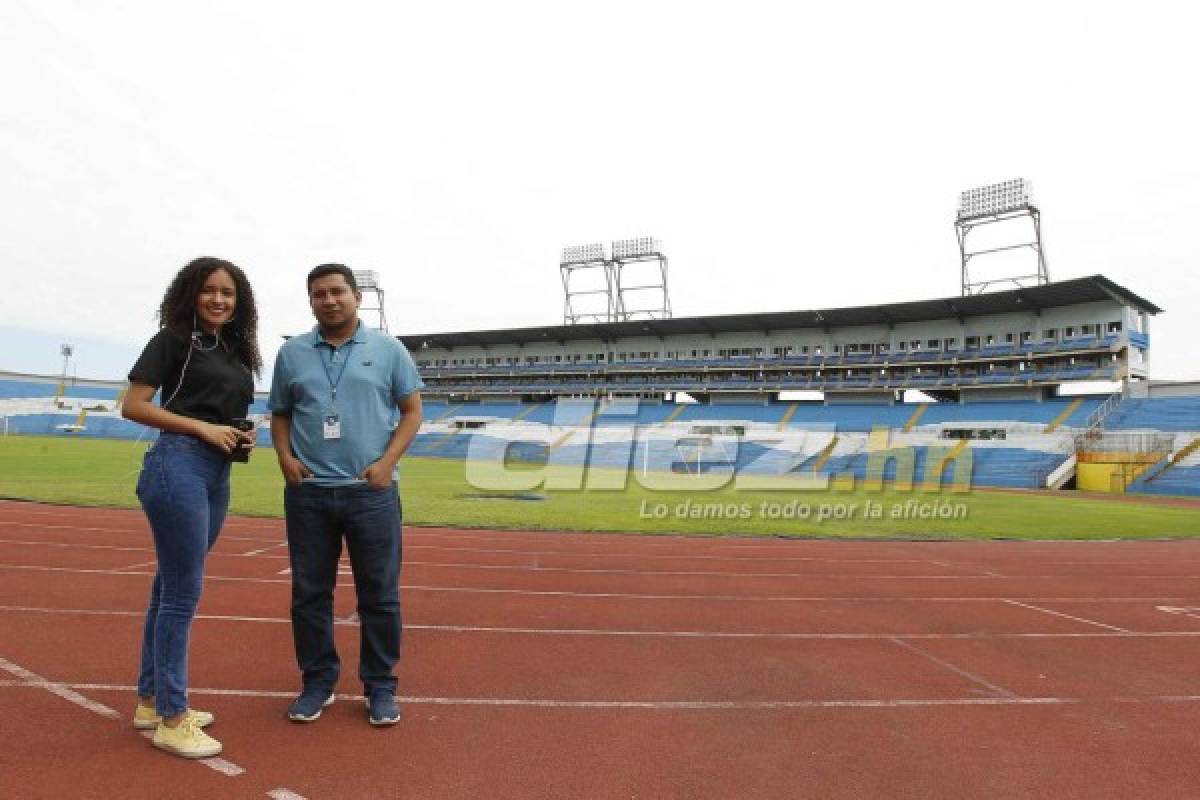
[284,482,403,695]
[135,433,231,718]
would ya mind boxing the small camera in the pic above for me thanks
[230,418,255,463]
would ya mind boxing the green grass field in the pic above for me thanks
[1,435,1197,539]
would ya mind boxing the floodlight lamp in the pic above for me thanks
[561,242,605,265]
[352,270,380,290]
[957,178,1032,218]
[611,236,662,259]
[60,344,73,357]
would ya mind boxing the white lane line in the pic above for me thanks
[0,540,1032,578]
[113,561,158,572]
[405,627,1200,640]
[0,507,282,535]
[25,510,1198,568]
[14,559,1200,585]
[0,538,148,552]
[266,790,308,800]
[1041,561,1200,567]
[342,559,1013,579]
[4,604,1200,641]
[6,562,1200,605]
[11,680,1200,711]
[7,514,1199,569]
[0,517,910,559]
[396,561,998,580]
[242,543,287,556]
[1003,600,1130,632]
[392,582,1200,603]
[1157,606,1200,621]
[0,521,276,544]
[888,638,1016,698]
[0,539,1039,579]
[206,759,246,777]
[927,558,1005,578]
[404,542,941,564]
[0,656,121,719]
[0,537,290,563]
[0,654,249,778]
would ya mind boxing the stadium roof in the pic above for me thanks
[398,275,1161,350]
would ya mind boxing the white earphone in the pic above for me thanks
[163,315,221,408]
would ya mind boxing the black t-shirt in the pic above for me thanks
[128,328,254,425]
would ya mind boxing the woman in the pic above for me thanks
[122,257,261,758]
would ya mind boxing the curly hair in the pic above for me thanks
[156,257,263,376]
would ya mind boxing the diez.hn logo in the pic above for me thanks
[460,399,973,493]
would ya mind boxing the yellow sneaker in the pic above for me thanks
[133,704,214,730]
[151,715,222,759]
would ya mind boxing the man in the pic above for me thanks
[268,264,423,726]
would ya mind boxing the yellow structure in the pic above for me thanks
[1076,451,1163,493]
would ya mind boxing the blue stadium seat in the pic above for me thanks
[1105,397,1200,432]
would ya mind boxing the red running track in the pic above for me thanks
[3,499,1200,799]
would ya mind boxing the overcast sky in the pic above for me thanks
[2,0,1197,387]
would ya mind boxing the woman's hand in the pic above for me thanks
[197,423,241,455]
[122,383,255,457]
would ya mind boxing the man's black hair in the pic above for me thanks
[307,263,358,293]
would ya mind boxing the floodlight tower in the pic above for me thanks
[561,243,616,324]
[55,344,74,403]
[956,178,1050,295]
[611,236,671,321]
[352,270,388,331]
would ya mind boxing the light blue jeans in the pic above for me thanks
[135,433,230,718]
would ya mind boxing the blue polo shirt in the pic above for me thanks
[268,322,424,487]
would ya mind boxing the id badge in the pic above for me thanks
[323,413,342,440]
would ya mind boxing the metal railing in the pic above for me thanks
[1082,390,1124,436]
[1074,431,1174,454]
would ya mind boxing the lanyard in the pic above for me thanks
[320,340,355,404]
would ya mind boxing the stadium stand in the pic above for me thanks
[3,275,1196,495]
